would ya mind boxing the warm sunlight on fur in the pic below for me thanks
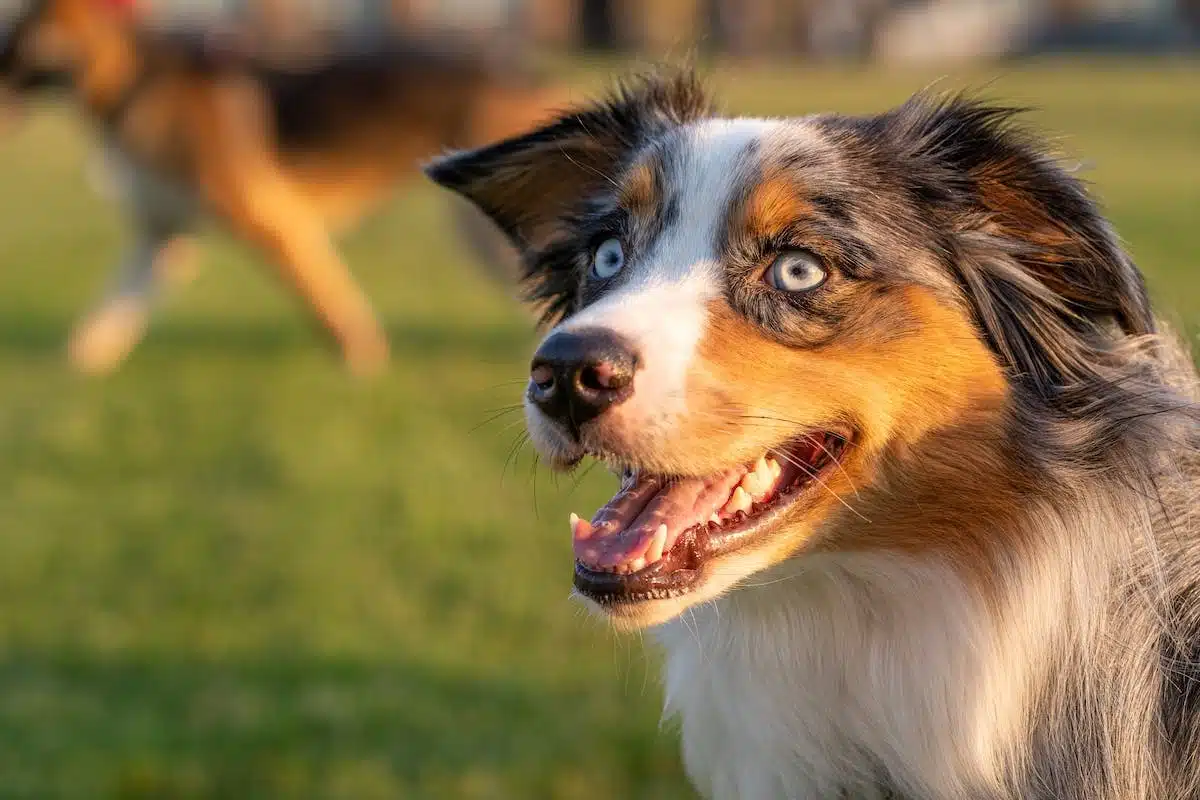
[0,0,562,373]
[429,71,1200,799]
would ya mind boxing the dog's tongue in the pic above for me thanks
[572,467,748,570]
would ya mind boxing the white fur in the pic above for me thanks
[527,120,778,458]
[652,502,1119,800]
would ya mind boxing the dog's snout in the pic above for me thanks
[529,328,638,429]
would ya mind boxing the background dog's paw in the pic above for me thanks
[66,298,150,376]
[342,330,390,378]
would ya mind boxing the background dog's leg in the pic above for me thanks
[66,229,197,375]
[187,86,388,376]
[204,172,389,377]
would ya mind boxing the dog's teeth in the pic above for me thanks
[646,524,668,563]
[767,457,783,480]
[570,513,595,541]
[725,486,753,515]
[628,557,646,573]
[740,457,771,498]
[709,513,722,526]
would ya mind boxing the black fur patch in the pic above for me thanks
[426,70,714,326]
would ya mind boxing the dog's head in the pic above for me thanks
[428,72,1154,628]
[0,0,134,106]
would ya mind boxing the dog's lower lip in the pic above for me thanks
[573,432,850,605]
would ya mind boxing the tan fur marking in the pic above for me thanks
[684,288,1014,582]
[738,175,814,242]
[618,160,660,222]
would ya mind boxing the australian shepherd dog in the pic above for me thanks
[0,0,559,374]
[428,71,1200,798]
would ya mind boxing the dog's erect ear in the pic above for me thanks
[425,71,712,254]
[888,94,1155,399]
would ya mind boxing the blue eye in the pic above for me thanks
[591,238,625,280]
[765,250,827,293]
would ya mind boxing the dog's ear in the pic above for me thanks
[425,71,711,254]
[889,94,1155,400]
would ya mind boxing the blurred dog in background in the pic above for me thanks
[0,0,561,375]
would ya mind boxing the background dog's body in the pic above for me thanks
[1,0,560,373]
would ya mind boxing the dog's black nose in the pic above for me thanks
[529,328,637,430]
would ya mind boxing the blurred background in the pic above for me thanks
[0,0,1196,797]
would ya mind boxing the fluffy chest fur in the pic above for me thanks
[654,520,1144,800]
[656,554,1006,799]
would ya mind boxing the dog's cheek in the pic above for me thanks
[681,303,826,451]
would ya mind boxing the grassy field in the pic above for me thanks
[0,60,1196,798]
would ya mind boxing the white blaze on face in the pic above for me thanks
[530,120,777,441]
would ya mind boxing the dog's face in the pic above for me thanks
[0,0,75,100]
[428,73,1152,628]
[0,0,118,101]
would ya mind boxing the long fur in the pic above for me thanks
[428,72,1200,799]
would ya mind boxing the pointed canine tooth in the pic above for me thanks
[725,486,752,514]
[709,513,722,526]
[646,524,667,563]
[740,472,761,497]
[768,458,783,480]
[628,557,646,573]
[571,513,595,541]
[754,455,770,478]
[735,486,753,510]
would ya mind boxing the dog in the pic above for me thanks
[428,71,1200,798]
[0,0,561,375]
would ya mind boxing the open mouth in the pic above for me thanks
[571,432,849,606]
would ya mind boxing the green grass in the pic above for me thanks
[0,59,1195,798]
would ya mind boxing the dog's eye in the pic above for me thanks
[765,250,827,293]
[590,238,625,280]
